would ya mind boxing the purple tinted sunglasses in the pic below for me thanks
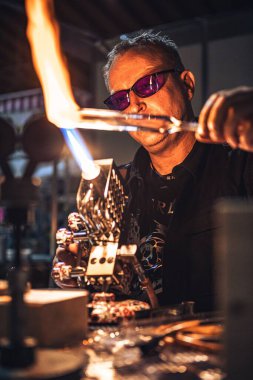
[104,69,178,111]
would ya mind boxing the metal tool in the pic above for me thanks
[72,108,198,134]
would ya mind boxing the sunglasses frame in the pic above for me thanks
[104,68,179,111]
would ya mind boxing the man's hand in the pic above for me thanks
[196,86,253,151]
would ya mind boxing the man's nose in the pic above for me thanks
[127,91,147,113]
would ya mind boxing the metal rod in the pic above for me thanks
[76,110,199,134]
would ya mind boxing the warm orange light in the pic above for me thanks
[25,0,132,133]
[25,0,101,178]
[26,0,80,130]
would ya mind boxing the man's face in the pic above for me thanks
[108,48,195,155]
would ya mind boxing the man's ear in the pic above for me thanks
[180,70,195,100]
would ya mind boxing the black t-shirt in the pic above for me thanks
[125,142,253,312]
[139,165,177,296]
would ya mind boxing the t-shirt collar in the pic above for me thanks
[130,141,210,182]
[172,141,210,180]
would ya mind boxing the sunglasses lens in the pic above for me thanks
[104,90,129,111]
[104,71,170,110]
[134,72,165,97]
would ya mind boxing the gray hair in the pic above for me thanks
[103,31,185,89]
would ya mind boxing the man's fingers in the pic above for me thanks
[197,93,227,143]
[198,93,219,138]
[223,107,239,149]
[206,95,227,142]
[238,120,253,152]
[197,87,253,148]
[196,134,221,144]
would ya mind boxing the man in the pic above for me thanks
[53,31,253,312]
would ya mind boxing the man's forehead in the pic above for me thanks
[108,47,171,91]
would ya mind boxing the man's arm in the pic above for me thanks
[196,86,253,152]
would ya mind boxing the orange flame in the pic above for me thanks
[25,0,102,179]
[25,0,132,134]
[25,0,80,129]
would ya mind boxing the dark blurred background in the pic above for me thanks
[0,0,253,286]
